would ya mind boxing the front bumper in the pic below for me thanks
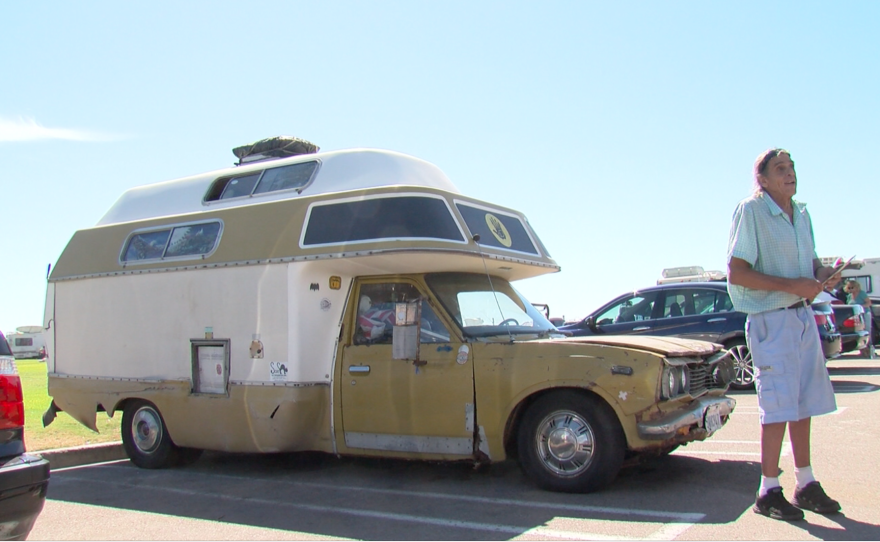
[0,453,50,541]
[637,396,736,441]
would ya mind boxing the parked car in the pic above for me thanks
[830,303,871,356]
[0,330,50,541]
[559,282,842,390]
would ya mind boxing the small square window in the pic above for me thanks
[220,173,261,200]
[124,230,171,261]
[165,223,222,258]
[253,162,317,194]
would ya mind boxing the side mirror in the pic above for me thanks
[585,315,597,330]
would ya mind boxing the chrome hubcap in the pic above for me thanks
[730,344,755,386]
[535,410,594,477]
[131,406,162,454]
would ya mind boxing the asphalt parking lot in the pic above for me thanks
[29,354,880,541]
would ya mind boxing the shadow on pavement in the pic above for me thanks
[800,513,880,540]
[46,451,770,540]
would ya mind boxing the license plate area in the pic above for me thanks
[704,404,723,434]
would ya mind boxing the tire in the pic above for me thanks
[121,400,180,469]
[726,339,755,391]
[517,391,625,493]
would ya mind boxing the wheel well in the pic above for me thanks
[719,332,745,346]
[502,387,610,459]
[112,398,135,415]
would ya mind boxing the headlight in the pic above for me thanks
[661,365,688,399]
[661,366,678,399]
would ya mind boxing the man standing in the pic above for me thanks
[727,148,841,521]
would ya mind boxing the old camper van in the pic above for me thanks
[43,137,735,493]
[6,326,46,359]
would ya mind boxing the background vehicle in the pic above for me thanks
[830,304,872,357]
[4,327,46,360]
[0,330,50,541]
[559,282,842,390]
[826,256,879,349]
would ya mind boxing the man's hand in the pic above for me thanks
[788,277,823,300]
[815,266,841,284]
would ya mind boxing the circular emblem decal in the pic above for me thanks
[485,213,512,248]
[320,298,332,311]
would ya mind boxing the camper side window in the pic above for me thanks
[122,221,223,263]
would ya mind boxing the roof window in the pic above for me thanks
[205,161,319,202]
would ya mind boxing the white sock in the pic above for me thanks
[759,476,780,497]
[795,466,815,489]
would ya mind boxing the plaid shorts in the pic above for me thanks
[745,307,837,424]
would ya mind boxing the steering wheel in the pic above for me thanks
[499,318,519,326]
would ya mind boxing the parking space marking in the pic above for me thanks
[52,459,129,473]
[204,474,704,522]
[673,450,761,457]
[54,471,704,541]
[730,406,848,415]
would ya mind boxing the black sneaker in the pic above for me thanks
[753,487,805,521]
[792,482,841,514]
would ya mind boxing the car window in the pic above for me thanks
[662,291,687,318]
[692,289,717,314]
[595,293,658,325]
[715,291,735,312]
[690,289,735,313]
[354,282,451,345]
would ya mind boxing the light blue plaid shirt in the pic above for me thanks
[727,192,818,314]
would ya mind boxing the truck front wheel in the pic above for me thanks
[122,400,180,469]
[517,391,625,493]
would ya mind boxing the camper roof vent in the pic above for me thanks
[232,136,320,166]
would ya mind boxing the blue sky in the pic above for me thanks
[2,1,877,333]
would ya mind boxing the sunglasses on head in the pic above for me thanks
[757,150,784,175]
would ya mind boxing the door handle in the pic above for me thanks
[633,326,650,331]
[349,365,370,375]
[707,318,727,323]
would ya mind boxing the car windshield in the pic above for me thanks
[425,272,558,339]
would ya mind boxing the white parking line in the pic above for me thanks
[55,473,704,541]
[730,406,848,415]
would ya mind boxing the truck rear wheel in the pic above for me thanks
[517,391,625,493]
[122,400,180,469]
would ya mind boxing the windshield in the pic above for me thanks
[425,272,558,339]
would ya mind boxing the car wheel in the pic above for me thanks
[122,400,180,469]
[517,391,625,493]
[725,339,755,390]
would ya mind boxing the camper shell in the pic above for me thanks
[44,143,735,493]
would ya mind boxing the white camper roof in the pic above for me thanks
[98,148,461,226]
